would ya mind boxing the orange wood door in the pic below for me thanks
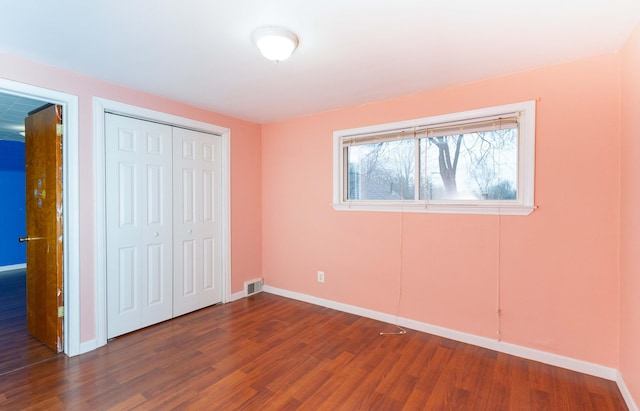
[22,104,63,353]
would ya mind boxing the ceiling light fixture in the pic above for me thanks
[252,27,299,62]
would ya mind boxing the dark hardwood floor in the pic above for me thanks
[0,292,628,410]
[0,269,58,376]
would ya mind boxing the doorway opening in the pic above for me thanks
[0,78,80,359]
[0,96,60,374]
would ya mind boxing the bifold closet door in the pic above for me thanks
[172,127,222,316]
[106,114,174,339]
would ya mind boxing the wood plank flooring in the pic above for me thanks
[0,269,58,376]
[0,292,628,410]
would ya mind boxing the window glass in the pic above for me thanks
[347,139,415,200]
[422,128,517,201]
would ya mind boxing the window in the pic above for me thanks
[333,101,536,215]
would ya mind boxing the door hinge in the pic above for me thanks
[56,124,63,136]
[58,306,64,317]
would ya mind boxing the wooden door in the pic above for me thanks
[172,127,222,316]
[23,104,63,353]
[105,113,174,338]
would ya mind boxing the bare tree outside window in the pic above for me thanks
[348,139,414,200]
[348,129,517,202]
[464,129,517,200]
[422,129,518,201]
[428,135,463,196]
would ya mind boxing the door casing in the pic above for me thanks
[0,78,80,357]
[93,97,231,349]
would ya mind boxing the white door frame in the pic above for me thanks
[0,78,81,357]
[93,97,231,349]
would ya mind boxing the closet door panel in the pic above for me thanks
[182,239,196,295]
[106,114,173,338]
[203,238,215,290]
[173,128,222,316]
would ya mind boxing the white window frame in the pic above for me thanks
[332,100,536,215]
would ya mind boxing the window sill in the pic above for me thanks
[332,202,536,216]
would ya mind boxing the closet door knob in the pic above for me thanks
[153,232,159,237]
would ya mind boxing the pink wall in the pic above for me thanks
[0,54,263,342]
[620,22,640,407]
[262,54,621,367]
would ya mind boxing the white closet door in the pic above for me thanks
[106,114,174,338]
[173,127,222,316]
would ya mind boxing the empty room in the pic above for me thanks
[0,0,639,409]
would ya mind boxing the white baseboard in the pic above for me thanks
[618,371,639,411]
[229,290,246,302]
[0,263,26,273]
[263,285,618,382]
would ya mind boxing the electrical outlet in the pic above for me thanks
[317,271,325,283]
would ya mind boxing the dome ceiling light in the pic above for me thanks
[252,27,299,62]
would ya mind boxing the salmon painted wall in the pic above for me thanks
[620,21,640,407]
[262,54,620,367]
[0,53,262,342]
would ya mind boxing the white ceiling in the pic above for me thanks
[0,1,639,125]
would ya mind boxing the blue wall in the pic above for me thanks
[0,141,26,266]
